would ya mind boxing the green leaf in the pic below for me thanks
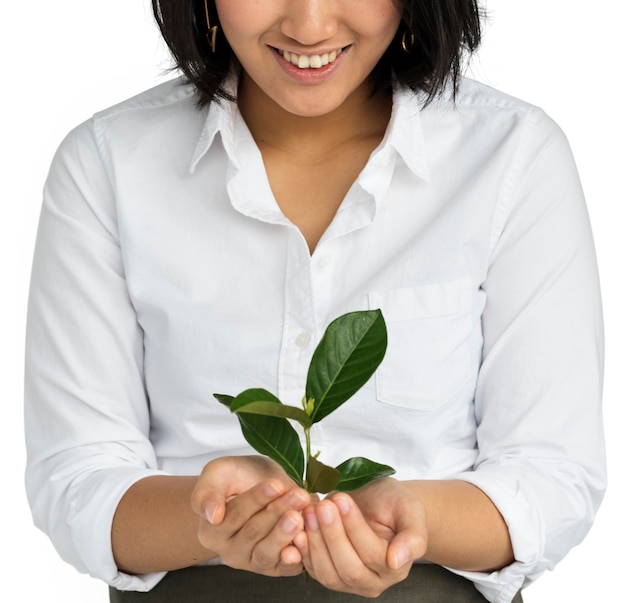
[234,402,312,428]
[230,388,312,428]
[306,310,387,423]
[306,455,341,494]
[229,388,282,412]
[334,457,396,492]
[237,414,305,487]
[215,390,305,487]
[214,393,235,408]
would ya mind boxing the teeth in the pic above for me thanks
[281,48,342,69]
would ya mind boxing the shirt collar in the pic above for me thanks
[189,75,239,174]
[189,77,431,183]
[383,86,430,182]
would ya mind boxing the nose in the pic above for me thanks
[280,0,339,46]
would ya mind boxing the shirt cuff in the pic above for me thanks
[448,468,549,602]
[64,466,170,591]
[109,570,167,592]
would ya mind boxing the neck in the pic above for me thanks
[237,73,392,155]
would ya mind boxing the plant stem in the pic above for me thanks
[304,426,311,492]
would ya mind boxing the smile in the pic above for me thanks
[278,48,344,69]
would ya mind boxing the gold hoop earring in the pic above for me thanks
[401,29,415,54]
[203,0,218,53]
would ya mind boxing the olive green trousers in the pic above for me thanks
[110,564,523,602]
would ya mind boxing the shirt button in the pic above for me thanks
[319,254,333,268]
[295,332,311,348]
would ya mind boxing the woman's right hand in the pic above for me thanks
[191,456,311,576]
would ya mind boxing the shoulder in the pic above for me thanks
[48,77,210,188]
[57,77,200,146]
[395,77,566,145]
[401,77,571,162]
[454,77,538,112]
[93,76,198,124]
[90,77,206,149]
[452,77,565,142]
[56,77,211,173]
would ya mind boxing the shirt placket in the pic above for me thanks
[277,228,316,407]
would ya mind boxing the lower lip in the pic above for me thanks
[273,47,348,84]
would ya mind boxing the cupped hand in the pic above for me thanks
[191,455,311,576]
[293,478,428,597]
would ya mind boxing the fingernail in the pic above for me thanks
[280,513,300,534]
[334,495,351,516]
[392,546,410,569]
[317,504,335,526]
[288,489,310,508]
[263,481,283,497]
[204,502,218,524]
[305,509,319,531]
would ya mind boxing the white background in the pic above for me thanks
[3,1,623,600]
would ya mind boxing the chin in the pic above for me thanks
[276,96,348,119]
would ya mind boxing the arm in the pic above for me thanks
[112,456,311,577]
[295,478,512,598]
[25,120,165,590]
[25,121,307,588]
[458,109,606,590]
[112,475,210,575]
[298,110,604,599]
[406,479,513,572]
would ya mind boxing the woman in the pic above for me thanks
[24,1,605,601]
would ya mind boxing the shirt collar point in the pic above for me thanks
[188,76,239,173]
[388,88,431,183]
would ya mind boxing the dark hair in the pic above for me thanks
[152,0,483,107]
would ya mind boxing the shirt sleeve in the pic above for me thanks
[24,119,167,591]
[451,110,606,603]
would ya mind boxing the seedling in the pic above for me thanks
[214,310,395,493]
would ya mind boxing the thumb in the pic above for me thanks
[201,492,226,526]
[386,503,428,570]
[191,481,227,525]
[191,459,238,525]
[387,538,416,570]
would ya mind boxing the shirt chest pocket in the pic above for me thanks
[368,280,476,411]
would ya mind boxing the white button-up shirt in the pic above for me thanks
[25,76,605,603]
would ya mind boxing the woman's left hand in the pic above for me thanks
[293,478,428,597]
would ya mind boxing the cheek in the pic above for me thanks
[377,7,402,40]
[360,24,401,64]
[374,0,402,37]
[357,5,402,47]
[214,0,264,42]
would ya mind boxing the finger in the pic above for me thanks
[301,503,336,580]
[320,496,388,574]
[220,479,286,529]
[253,509,305,574]
[227,489,309,574]
[233,488,309,543]
[191,457,266,523]
[385,500,428,570]
[333,492,422,572]
[305,500,376,591]
[196,479,287,555]
[192,456,293,524]
[292,529,309,559]
[332,486,427,571]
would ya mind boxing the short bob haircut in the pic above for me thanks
[152,0,483,107]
